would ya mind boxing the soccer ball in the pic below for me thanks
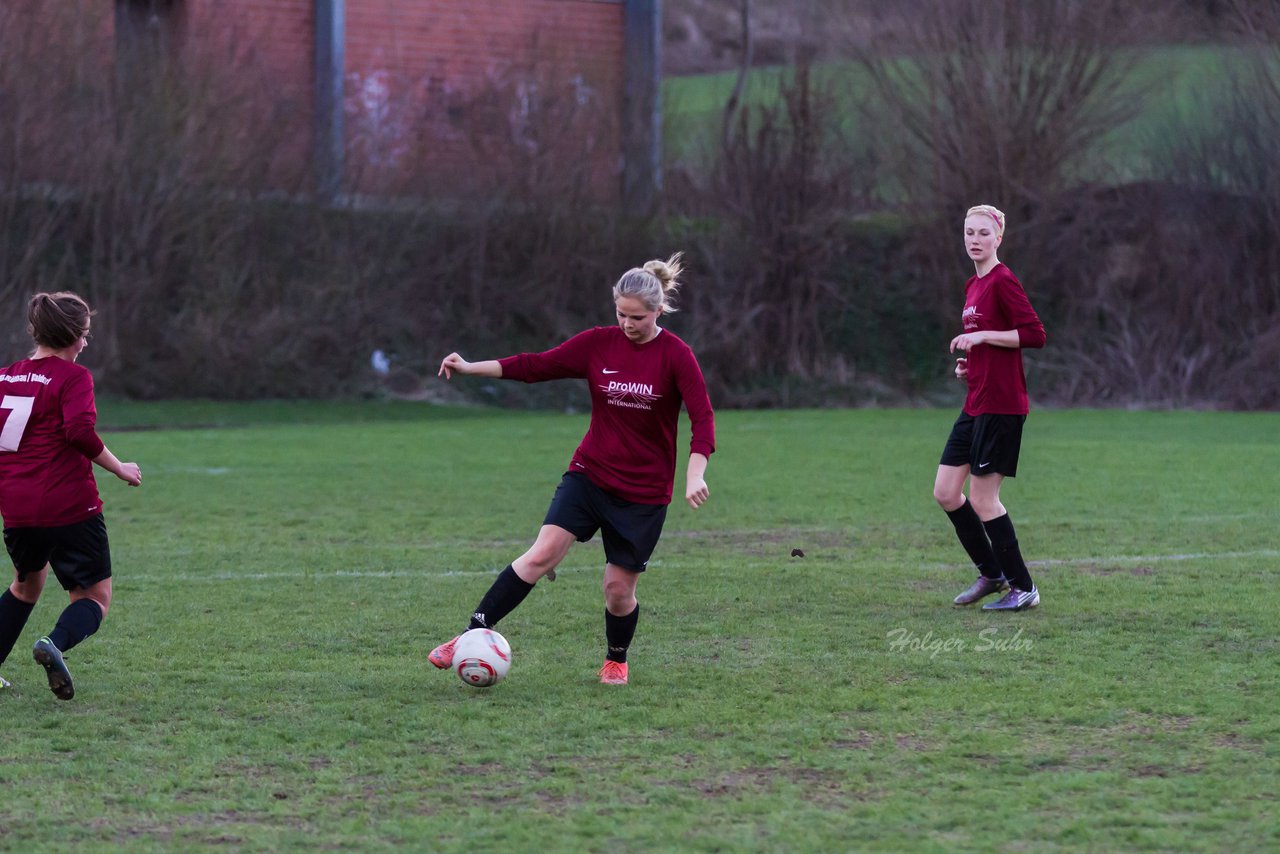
[453,628,512,688]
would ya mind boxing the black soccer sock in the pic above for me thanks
[945,499,1001,579]
[48,598,103,654]
[982,514,1035,592]
[604,604,639,664]
[0,589,37,666]
[468,565,535,630]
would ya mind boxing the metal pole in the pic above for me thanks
[314,0,344,201]
[623,0,662,214]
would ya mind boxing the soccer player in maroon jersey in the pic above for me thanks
[933,205,1046,611]
[429,254,715,684]
[0,292,142,699]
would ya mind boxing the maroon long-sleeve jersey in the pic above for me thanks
[498,326,715,505]
[0,356,106,527]
[960,263,1047,415]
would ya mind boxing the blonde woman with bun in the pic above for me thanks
[431,254,716,685]
[934,206,1046,611]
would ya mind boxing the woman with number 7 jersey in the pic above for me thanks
[430,253,715,685]
[0,292,142,700]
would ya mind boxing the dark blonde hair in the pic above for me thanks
[28,291,93,350]
[613,252,684,313]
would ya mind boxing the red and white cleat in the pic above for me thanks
[428,636,460,669]
[598,660,629,685]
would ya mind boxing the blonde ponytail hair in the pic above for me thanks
[614,252,684,313]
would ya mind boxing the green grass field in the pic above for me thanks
[3,402,1278,851]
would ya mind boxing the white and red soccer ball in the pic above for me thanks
[453,628,512,688]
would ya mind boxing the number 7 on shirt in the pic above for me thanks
[0,394,35,452]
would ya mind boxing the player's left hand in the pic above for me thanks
[950,331,986,353]
[686,477,709,509]
[117,462,142,487]
[438,352,468,379]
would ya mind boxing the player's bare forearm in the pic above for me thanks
[950,329,1022,352]
[438,353,504,380]
[94,447,142,486]
[685,452,709,509]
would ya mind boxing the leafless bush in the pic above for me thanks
[672,65,890,403]
[1,2,358,394]
[1021,185,1262,407]
[380,57,640,369]
[0,2,96,354]
[850,0,1152,220]
[1,10,645,398]
[838,0,1228,406]
[1041,0,1280,410]
[7,2,1273,408]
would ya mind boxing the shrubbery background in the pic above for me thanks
[2,1,1277,408]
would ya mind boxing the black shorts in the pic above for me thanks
[939,412,1026,477]
[4,514,113,590]
[544,472,668,572]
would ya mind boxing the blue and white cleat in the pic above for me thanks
[953,575,1009,606]
[982,586,1040,611]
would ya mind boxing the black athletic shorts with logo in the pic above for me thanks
[939,412,1026,477]
[4,513,113,590]
[544,472,668,572]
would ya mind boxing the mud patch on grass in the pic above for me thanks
[1213,731,1266,752]
[831,730,875,750]
[687,764,875,807]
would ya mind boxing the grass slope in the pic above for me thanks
[663,45,1234,182]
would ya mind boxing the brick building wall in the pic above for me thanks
[179,0,629,197]
[180,0,318,188]
[1,0,636,199]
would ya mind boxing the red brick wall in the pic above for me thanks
[342,0,625,196]
[179,0,323,190]
[185,0,312,98]
[4,1,626,197]
[185,0,627,196]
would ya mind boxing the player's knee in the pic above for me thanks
[970,496,1002,520]
[604,591,635,614]
[603,580,635,611]
[520,549,559,576]
[74,588,111,617]
[10,578,42,603]
[933,485,961,509]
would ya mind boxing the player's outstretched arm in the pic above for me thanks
[438,352,504,380]
[94,446,141,486]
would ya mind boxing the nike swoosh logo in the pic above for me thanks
[977,462,991,468]
[602,369,620,374]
